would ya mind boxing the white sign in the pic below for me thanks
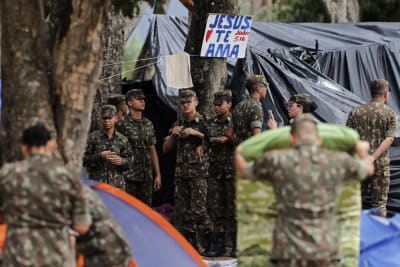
[200,14,252,58]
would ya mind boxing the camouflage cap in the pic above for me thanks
[101,104,117,119]
[245,75,268,86]
[213,90,232,105]
[179,89,197,102]
[288,93,312,105]
[126,89,145,100]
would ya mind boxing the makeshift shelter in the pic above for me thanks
[133,15,400,211]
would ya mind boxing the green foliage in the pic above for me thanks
[122,35,143,80]
[270,0,329,22]
[113,0,152,17]
[360,0,400,21]
[239,0,329,22]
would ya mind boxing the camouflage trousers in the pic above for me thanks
[3,227,75,267]
[172,177,212,234]
[125,179,153,206]
[207,176,237,232]
[361,165,390,217]
[272,259,339,267]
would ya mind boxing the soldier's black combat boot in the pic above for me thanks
[201,232,219,257]
[229,231,237,257]
[214,232,227,257]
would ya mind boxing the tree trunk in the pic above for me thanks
[1,0,110,169]
[52,0,109,168]
[1,0,55,163]
[322,0,359,22]
[90,6,125,132]
[184,0,238,118]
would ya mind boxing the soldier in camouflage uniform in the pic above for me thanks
[197,90,236,257]
[116,89,161,206]
[236,115,374,267]
[77,186,131,267]
[162,89,213,255]
[107,94,128,120]
[286,93,318,123]
[232,75,276,144]
[0,122,92,267]
[84,105,133,191]
[346,79,398,217]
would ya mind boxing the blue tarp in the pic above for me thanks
[359,210,400,267]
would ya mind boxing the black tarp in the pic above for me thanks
[139,16,400,211]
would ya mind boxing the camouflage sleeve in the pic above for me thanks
[386,110,398,137]
[83,134,101,167]
[244,153,274,181]
[148,121,157,145]
[201,124,210,150]
[119,139,134,171]
[69,170,92,226]
[249,105,263,129]
[341,154,368,182]
[0,164,12,207]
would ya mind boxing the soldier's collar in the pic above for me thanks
[214,114,231,122]
[294,140,318,148]
[371,98,384,103]
[184,112,201,123]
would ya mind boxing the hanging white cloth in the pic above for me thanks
[165,51,193,88]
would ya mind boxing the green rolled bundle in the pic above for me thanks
[237,124,361,267]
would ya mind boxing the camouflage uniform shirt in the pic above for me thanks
[83,130,133,190]
[232,96,263,144]
[174,112,208,179]
[0,154,91,267]
[245,141,367,260]
[77,186,131,267]
[204,114,235,179]
[116,115,156,182]
[346,98,397,168]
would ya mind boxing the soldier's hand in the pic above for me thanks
[355,140,370,159]
[267,118,278,129]
[101,150,113,160]
[171,126,183,137]
[212,136,228,143]
[109,155,124,165]
[182,127,193,137]
[153,175,162,191]
[195,145,205,162]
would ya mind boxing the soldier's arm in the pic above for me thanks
[118,140,134,170]
[249,106,263,136]
[69,171,92,235]
[163,135,176,154]
[372,137,394,161]
[150,145,162,191]
[235,146,248,179]
[163,122,181,153]
[372,110,399,160]
[83,136,101,167]
[182,127,204,139]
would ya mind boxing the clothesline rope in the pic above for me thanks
[100,53,201,67]
[98,59,161,81]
